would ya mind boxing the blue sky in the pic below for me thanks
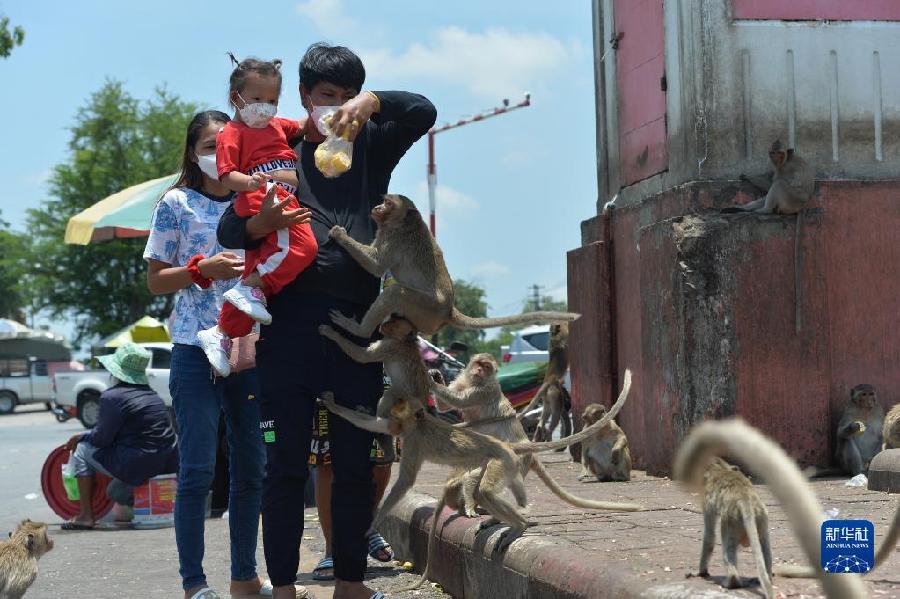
[0,0,598,342]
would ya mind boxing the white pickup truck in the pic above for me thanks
[54,342,173,428]
[0,357,55,414]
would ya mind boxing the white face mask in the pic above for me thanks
[196,153,219,180]
[236,92,276,128]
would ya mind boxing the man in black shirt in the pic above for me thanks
[218,43,435,599]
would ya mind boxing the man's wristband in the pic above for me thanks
[187,255,212,289]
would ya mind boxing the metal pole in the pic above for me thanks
[427,93,531,238]
[427,131,437,237]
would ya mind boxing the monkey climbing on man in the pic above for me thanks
[327,194,579,337]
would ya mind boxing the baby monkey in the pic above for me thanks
[0,519,54,599]
[578,403,632,482]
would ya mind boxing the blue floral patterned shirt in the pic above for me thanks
[143,187,241,347]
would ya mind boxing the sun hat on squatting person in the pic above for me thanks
[98,343,151,385]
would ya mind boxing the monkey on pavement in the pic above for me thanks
[432,355,643,516]
[336,370,641,592]
[0,519,54,599]
[681,457,773,598]
[327,194,579,337]
[724,140,815,334]
[319,314,431,462]
[322,369,639,538]
[673,418,867,599]
[578,403,632,482]
[882,402,900,450]
[835,383,884,476]
[519,323,571,442]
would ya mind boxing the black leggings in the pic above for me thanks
[256,293,383,585]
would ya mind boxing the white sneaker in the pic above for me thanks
[197,326,231,377]
[224,283,272,325]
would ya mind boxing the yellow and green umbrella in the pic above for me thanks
[64,173,178,245]
[94,315,171,349]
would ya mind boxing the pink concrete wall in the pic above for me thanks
[614,0,667,186]
[732,0,900,21]
[568,181,900,474]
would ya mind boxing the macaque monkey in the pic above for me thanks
[681,457,773,597]
[578,403,632,482]
[433,356,641,516]
[328,194,579,337]
[835,383,884,476]
[319,314,430,463]
[883,402,900,450]
[726,140,814,215]
[724,140,815,334]
[519,323,571,442]
[673,418,867,599]
[322,369,639,547]
[0,519,54,599]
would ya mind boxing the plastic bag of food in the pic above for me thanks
[312,106,353,178]
[62,453,80,501]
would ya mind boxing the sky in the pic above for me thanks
[0,0,599,346]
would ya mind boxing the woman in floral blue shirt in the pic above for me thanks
[144,110,311,599]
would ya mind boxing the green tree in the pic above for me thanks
[26,81,199,342]
[523,295,567,312]
[0,212,30,321]
[0,16,24,58]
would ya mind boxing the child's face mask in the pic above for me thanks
[196,153,219,180]
[236,93,276,128]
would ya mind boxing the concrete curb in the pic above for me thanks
[381,492,739,599]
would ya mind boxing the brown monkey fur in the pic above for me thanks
[322,369,638,552]
[727,140,814,215]
[431,354,642,517]
[519,323,570,442]
[883,402,900,450]
[578,403,632,482]
[0,519,53,599]
[835,383,884,476]
[684,457,773,598]
[673,418,867,599]
[327,194,579,337]
[395,369,641,591]
[724,140,815,334]
[319,314,430,462]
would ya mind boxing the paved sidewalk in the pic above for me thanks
[380,453,900,599]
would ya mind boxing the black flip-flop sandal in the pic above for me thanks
[367,532,394,562]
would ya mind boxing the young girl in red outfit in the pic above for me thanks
[198,55,317,376]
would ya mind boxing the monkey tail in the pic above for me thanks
[449,307,580,331]
[672,418,868,599]
[738,501,774,599]
[530,460,643,511]
[512,370,632,454]
[400,494,448,592]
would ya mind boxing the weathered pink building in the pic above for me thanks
[571,0,900,474]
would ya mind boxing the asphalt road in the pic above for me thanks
[0,408,450,599]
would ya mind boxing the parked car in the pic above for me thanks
[501,324,572,387]
[0,357,55,414]
[54,342,173,428]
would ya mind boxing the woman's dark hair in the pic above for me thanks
[298,42,365,93]
[227,52,283,96]
[171,110,231,192]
